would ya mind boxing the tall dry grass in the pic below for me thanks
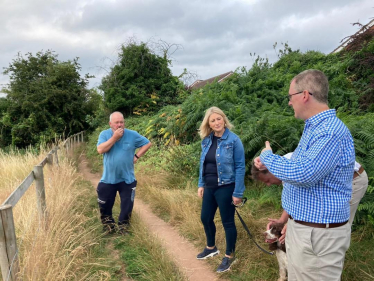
[136,169,280,280]
[0,148,112,280]
[0,149,40,204]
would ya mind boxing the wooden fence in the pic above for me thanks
[0,132,84,281]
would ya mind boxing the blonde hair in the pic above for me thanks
[199,107,233,139]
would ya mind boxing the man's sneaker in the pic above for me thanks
[117,225,130,235]
[216,256,236,273]
[102,223,116,234]
[196,246,219,259]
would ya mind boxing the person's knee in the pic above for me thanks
[201,213,214,226]
[201,214,208,225]
[222,220,236,230]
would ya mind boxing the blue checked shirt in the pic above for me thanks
[260,109,355,223]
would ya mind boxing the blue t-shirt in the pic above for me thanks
[97,128,150,184]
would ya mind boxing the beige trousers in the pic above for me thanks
[286,218,351,281]
[349,171,369,225]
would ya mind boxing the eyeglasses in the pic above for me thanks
[288,91,313,101]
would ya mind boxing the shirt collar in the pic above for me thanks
[221,128,230,139]
[305,109,336,126]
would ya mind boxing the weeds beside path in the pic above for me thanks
[78,154,226,281]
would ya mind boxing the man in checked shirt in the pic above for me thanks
[255,69,355,281]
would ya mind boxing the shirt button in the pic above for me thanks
[221,181,224,184]
[217,154,220,156]
[220,172,222,174]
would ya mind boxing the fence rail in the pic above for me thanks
[0,131,84,281]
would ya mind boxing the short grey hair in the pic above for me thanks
[109,111,124,122]
[292,69,329,104]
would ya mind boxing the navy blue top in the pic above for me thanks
[204,135,219,187]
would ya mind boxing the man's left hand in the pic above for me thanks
[279,224,287,244]
[261,141,272,153]
[133,156,138,164]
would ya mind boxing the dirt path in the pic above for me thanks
[78,155,226,281]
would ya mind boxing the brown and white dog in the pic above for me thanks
[264,223,288,281]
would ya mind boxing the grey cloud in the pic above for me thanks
[0,0,373,87]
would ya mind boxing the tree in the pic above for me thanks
[1,50,98,147]
[100,41,182,116]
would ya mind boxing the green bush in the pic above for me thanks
[87,43,374,228]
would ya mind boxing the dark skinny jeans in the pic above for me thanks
[201,184,237,256]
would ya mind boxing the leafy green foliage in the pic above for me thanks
[100,42,184,116]
[339,113,374,175]
[88,40,374,227]
[1,50,99,147]
[356,177,374,227]
[129,45,373,175]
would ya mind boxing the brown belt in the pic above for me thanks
[289,215,348,229]
[353,166,365,179]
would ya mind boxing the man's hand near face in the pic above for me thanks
[113,128,124,141]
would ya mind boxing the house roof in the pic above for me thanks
[188,71,234,90]
[331,18,374,53]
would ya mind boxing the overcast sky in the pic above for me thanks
[0,0,373,93]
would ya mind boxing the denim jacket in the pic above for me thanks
[198,128,246,198]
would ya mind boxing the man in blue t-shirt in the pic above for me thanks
[97,111,151,233]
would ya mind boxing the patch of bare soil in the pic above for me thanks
[78,155,227,281]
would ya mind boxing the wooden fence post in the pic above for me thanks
[0,205,19,281]
[47,153,53,168]
[33,166,47,220]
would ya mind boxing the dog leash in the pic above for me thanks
[233,197,274,255]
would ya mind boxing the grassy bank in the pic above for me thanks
[1,145,185,280]
[0,147,120,280]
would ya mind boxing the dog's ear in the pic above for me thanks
[271,223,285,237]
[280,243,286,253]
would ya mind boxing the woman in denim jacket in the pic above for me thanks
[196,107,245,273]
